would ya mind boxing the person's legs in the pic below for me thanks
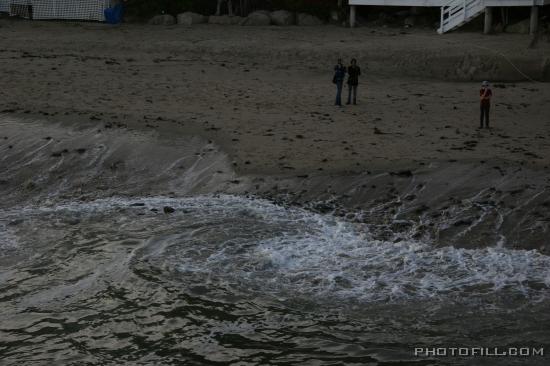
[353,85,357,104]
[336,82,343,106]
[480,105,484,128]
[346,84,352,104]
[485,105,490,128]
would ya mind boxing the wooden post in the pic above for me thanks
[484,7,492,34]
[350,5,356,28]
[530,6,539,35]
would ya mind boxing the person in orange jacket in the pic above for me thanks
[479,81,492,129]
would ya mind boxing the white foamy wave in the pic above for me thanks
[164,195,550,303]
[256,234,550,302]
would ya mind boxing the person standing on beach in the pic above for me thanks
[479,81,492,129]
[333,59,346,106]
[346,59,361,105]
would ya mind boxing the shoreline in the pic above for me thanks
[1,114,549,253]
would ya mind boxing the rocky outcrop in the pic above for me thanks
[209,15,245,25]
[297,13,323,26]
[242,11,271,26]
[148,14,176,26]
[270,10,295,26]
[177,12,207,26]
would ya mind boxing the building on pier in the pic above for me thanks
[348,0,550,34]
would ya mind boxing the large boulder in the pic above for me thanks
[242,11,271,26]
[270,10,295,26]
[252,10,270,17]
[209,15,244,25]
[505,19,530,34]
[148,14,176,26]
[177,12,207,25]
[297,13,323,26]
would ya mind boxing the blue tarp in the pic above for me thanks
[104,3,123,24]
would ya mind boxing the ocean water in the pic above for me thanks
[1,116,549,365]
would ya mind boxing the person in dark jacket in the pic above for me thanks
[333,59,346,106]
[346,59,361,105]
[479,80,492,129]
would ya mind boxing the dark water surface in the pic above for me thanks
[1,196,549,365]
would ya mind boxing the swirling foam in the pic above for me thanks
[6,195,550,304]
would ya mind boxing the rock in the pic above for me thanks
[252,10,270,16]
[177,12,206,25]
[506,19,530,34]
[24,181,36,190]
[415,204,430,214]
[453,218,473,227]
[270,10,295,26]
[8,219,24,226]
[63,218,81,225]
[148,14,176,25]
[297,13,323,26]
[390,170,413,177]
[163,206,175,214]
[242,11,271,26]
[313,202,334,214]
[208,15,244,25]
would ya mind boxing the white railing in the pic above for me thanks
[439,0,486,33]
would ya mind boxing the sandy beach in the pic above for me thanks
[1,19,550,172]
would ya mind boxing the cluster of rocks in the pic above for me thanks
[148,10,324,27]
